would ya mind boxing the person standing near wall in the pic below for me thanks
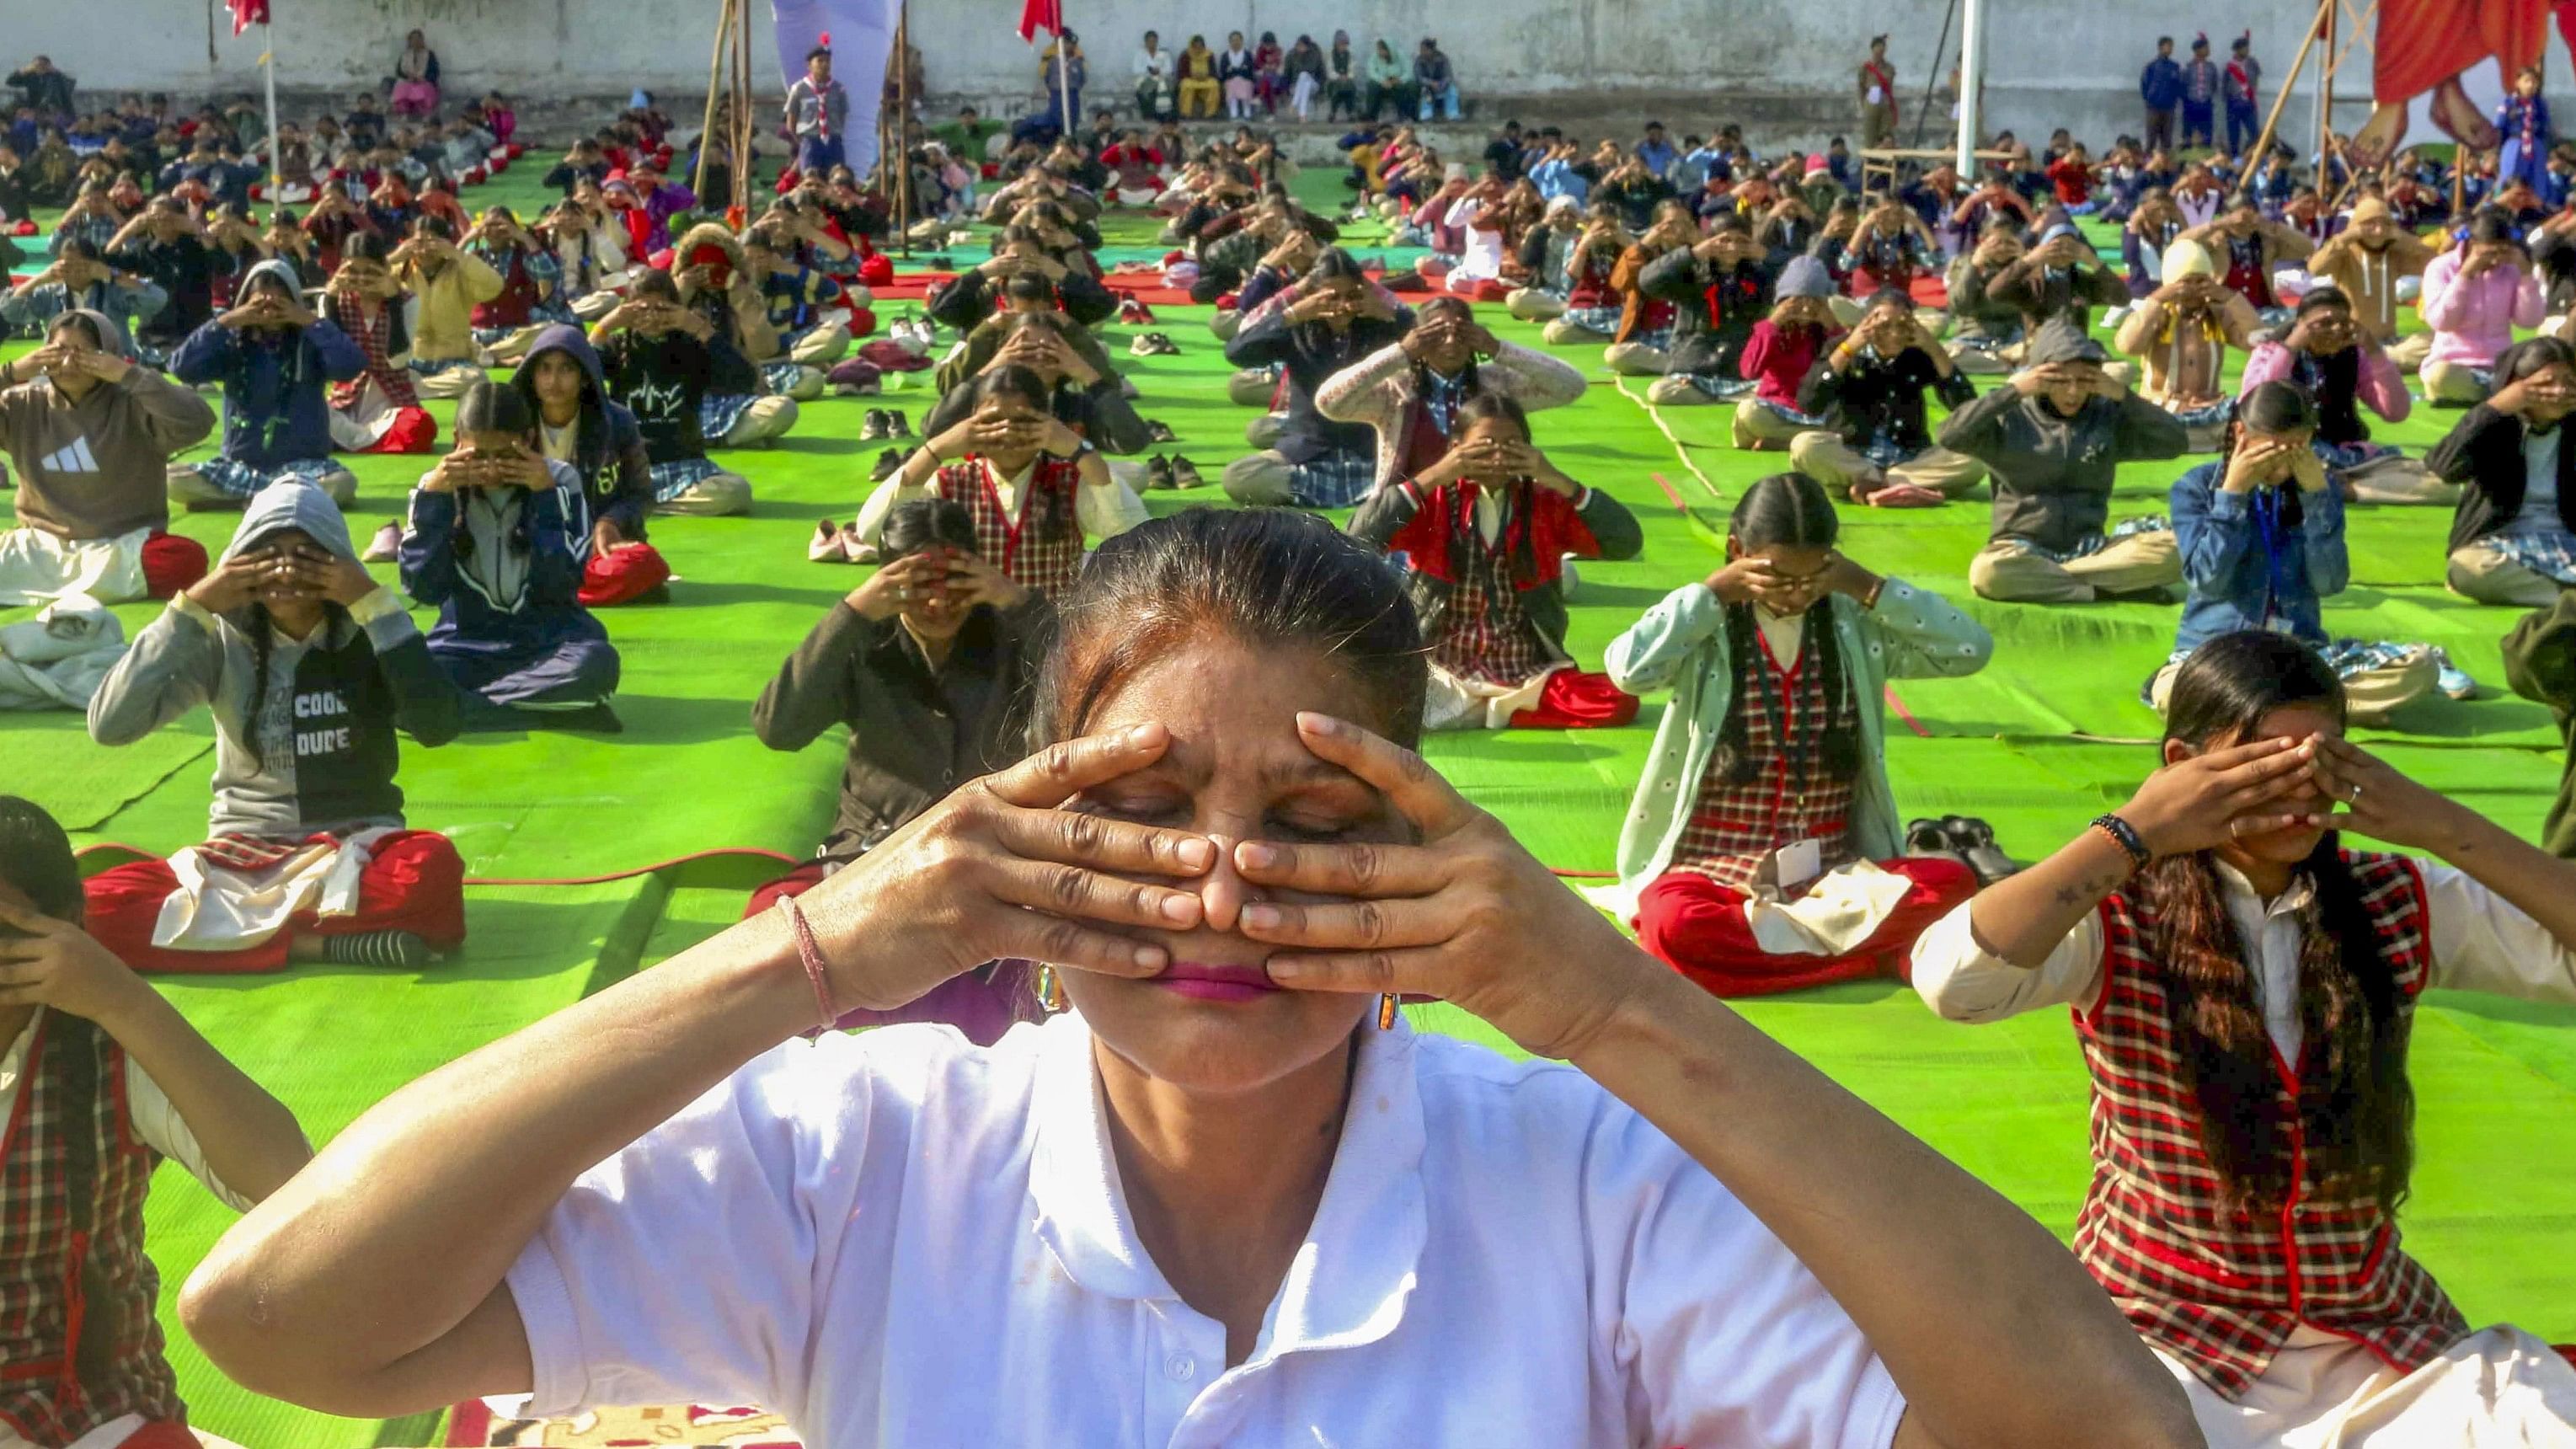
[2224,34,2263,158]
[2141,37,2184,157]
[784,46,849,179]
[1858,36,1898,152]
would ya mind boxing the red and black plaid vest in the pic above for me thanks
[2073,853,2466,1399]
[1432,489,1549,687]
[1670,622,1858,889]
[933,455,1087,602]
[0,1015,183,1446]
[326,292,420,410]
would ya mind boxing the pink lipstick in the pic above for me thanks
[1152,961,1280,1003]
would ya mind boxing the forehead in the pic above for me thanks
[1083,639,1389,786]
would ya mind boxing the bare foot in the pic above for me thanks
[2430,78,2499,152]
[2346,103,2413,172]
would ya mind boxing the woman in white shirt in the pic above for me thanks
[183,510,2199,1449]
[1911,628,2576,1446]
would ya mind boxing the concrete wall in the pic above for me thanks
[19,0,2576,158]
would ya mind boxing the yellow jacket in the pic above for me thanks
[400,249,503,363]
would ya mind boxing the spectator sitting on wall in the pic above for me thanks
[1415,39,1461,122]
[7,56,75,123]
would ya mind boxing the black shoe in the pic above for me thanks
[1146,453,1176,489]
[859,408,890,440]
[871,446,906,482]
[563,703,626,735]
[1169,455,1204,488]
[1939,815,2018,886]
[1145,418,1178,443]
[885,409,911,437]
[1904,818,1970,871]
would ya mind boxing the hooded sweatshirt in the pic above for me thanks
[167,259,366,467]
[0,307,215,537]
[509,324,653,536]
[597,321,717,467]
[87,482,459,837]
[1936,319,2193,553]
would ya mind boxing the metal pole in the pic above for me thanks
[1953,0,1982,177]
[1056,23,1072,140]
[693,0,732,202]
[261,24,282,199]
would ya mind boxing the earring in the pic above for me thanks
[1039,964,1067,1013]
[1376,992,1398,1030]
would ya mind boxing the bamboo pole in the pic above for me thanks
[895,0,914,256]
[692,0,733,201]
[2315,0,2333,169]
[2242,0,2331,174]
[734,0,755,215]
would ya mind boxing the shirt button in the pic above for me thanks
[1166,1353,1197,1382]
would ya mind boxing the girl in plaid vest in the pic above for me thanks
[856,366,1146,602]
[1348,394,1642,731]
[1603,473,1993,997]
[0,796,311,1449]
[1914,631,2576,1444]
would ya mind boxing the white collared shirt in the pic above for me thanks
[1911,858,2576,1059]
[0,1008,244,1211]
[506,1014,1903,1447]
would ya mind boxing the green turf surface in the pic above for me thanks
[2,166,2573,1446]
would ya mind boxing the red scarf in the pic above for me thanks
[1864,61,1899,122]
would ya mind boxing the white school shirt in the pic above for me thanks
[506,1013,1905,1448]
[1911,858,2576,1059]
[854,452,1148,550]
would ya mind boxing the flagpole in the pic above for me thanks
[261,22,282,198]
[1055,11,1071,138]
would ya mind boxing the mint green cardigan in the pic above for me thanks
[1595,579,1994,917]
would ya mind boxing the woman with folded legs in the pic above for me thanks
[2427,337,2576,607]
[1913,629,2576,1446]
[1606,472,1993,998]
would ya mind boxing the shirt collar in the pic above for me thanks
[1029,1013,1430,1360]
[2210,857,2315,918]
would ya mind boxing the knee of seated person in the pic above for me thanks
[1221,453,1289,505]
[751,396,800,440]
[687,470,753,515]
[1786,430,1830,469]
[318,468,359,505]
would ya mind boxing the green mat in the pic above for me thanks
[2,166,2572,1448]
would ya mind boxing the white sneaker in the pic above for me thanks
[361,521,401,563]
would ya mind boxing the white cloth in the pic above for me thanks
[0,1008,246,1211]
[1447,195,1509,283]
[0,592,126,710]
[1744,861,1918,955]
[505,1014,1906,1448]
[149,826,400,953]
[0,526,150,608]
[1911,858,2576,1050]
[1134,46,1172,81]
[2165,1323,2576,1447]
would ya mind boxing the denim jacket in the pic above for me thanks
[2169,457,2349,654]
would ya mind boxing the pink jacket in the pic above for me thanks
[2237,341,2411,425]
[2418,249,2544,369]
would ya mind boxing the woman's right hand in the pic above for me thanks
[2223,437,2290,493]
[2119,735,2325,858]
[791,725,1217,1011]
[844,553,932,620]
[1702,554,1779,606]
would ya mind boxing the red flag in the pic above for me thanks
[227,0,270,34]
[1016,0,1061,43]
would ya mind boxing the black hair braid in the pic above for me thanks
[1711,601,1764,784]
[241,603,275,773]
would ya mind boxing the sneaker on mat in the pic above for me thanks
[2429,646,2478,700]
[361,521,401,562]
[809,519,846,563]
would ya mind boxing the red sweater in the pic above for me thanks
[1737,319,1839,406]
[2046,158,2094,206]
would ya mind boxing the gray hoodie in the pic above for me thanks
[87,483,459,837]
[0,307,215,538]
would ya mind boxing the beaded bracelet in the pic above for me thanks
[776,896,840,1029]
[2090,813,2151,873]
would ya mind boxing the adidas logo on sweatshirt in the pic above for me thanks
[41,436,101,474]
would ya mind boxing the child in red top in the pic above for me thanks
[1734,256,1845,451]
[2047,145,2099,215]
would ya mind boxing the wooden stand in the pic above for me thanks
[689,0,765,216]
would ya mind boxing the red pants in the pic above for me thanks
[345,405,439,455]
[577,542,673,607]
[139,531,208,599]
[83,830,468,974]
[1635,856,1976,998]
[1507,668,1640,730]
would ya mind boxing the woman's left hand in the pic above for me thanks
[1233,714,1658,1059]
[2311,733,2472,853]
[0,898,149,1026]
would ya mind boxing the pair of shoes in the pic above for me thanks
[1905,816,2018,886]
[1144,418,1178,443]
[810,517,879,564]
[1130,332,1181,356]
[869,446,907,483]
[1145,454,1202,489]
[1117,295,1157,324]
[860,408,913,441]
[361,521,401,563]
[889,317,937,355]
[2426,645,2479,701]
